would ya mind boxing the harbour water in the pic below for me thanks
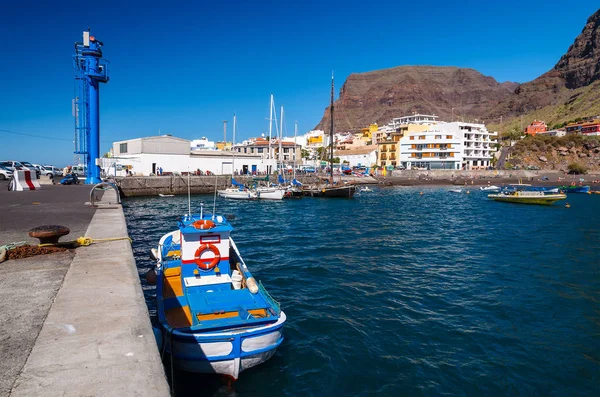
[123,187,600,396]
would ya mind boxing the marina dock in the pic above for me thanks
[0,183,169,396]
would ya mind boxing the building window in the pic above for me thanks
[283,148,289,153]
[120,143,128,153]
[410,136,415,140]
[435,135,441,139]
[257,147,263,153]
[419,135,426,140]
[446,135,452,139]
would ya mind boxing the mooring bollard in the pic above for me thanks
[28,225,70,245]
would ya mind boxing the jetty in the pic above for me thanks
[0,183,169,396]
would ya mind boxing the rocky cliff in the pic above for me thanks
[508,135,600,171]
[315,66,518,132]
[487,8,600,120]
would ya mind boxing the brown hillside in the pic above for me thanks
[487,8,600,122]
[315,66,517,132]
[315,8,600,134]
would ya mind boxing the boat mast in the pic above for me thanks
[232,113,236,175]
[279,105,284,175]
[293,121,298,181]
[268,94,273,166]
[329,72,334,182]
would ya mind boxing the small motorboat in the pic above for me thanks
[158,193,174,197]
[487,190,566,205]
[360,186,373,192]
[480,185,500,192]
[152,208,285,379]
[448,188,463,193]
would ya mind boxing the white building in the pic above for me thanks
[190,137,216,151]
[110,135,266,176]
[335,147,378,167]
[398,120,497,170]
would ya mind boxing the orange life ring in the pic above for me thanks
[194,244,221,270]
[192,220,215,230]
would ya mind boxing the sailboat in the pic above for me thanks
[218,114,258,200]
[255,98,285,200]
[303,74,356,198]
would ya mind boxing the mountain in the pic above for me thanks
[487,8,600,122]
[315,66,518,132]
[315,8,600,133]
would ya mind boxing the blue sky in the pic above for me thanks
[0,0,598,167]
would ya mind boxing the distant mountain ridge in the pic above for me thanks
[315,66,518,132]
[316,8,600,133]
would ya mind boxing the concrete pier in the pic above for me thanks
[0,183,169,396]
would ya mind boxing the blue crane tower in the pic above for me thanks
[72,30,109,184]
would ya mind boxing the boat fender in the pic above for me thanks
[246,277,259,294]
[192,220,216,230]
[194,244,221,270]
[145,268,157,285]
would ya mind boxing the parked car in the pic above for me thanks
[19,161,41,178]
[41,165,62,178]
[0,165,13,180]
[0,160,25,172]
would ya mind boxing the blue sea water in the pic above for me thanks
[122,187,600,396]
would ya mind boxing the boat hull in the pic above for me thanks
[256,187,285,200]
[303,185,356,198]
[163,311,286,379]
[218,189,257,200]
[488,193,566,205]
[560,185,590,194]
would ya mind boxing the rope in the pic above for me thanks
[37,236,132,248]
[0,241,27,251]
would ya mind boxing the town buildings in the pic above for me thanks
[373,114,497,170]
[524,120,547,135]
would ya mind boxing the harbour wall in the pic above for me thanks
[113,170,560,197]
[9,187,170,396]
[115,175,333,197]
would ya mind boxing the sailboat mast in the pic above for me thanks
[293,121,297,181]
[329,73,334,182]
[279,105,284,172]
[268,94,273,163]
[232,113,236,175]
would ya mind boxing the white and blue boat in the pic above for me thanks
[152,209,285,379]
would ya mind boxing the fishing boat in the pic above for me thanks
[557,184,590,194]
[303,74,356,199]
[480,185,500,192]
[152,206,285,379]
[487,190,567,205]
